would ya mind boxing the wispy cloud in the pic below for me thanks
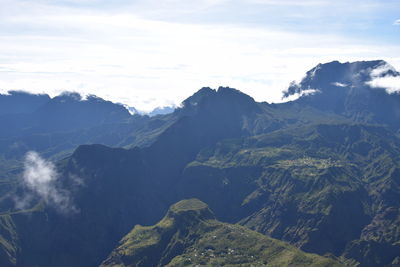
[15,151,81,214]
[332,82,348,87]
[394,19,400,25]
[282,88,319,102]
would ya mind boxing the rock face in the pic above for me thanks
[100,199,343,267]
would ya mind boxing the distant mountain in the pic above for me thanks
[30,92,132,132]
[100,199,342,267]
[148,106,175,116]
[0,91,176,162]
[0,91,50,116]
[1,61,400,267]
[283,60,400,131]
[0,92,132,138]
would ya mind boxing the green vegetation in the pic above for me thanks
[0,215,18,266]
[179,123,400,265]
[101,199,343,267]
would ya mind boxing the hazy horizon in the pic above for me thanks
[1,0,399,111]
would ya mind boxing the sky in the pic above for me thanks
[0,0,399,111]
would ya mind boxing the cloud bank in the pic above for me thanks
[16,151,78,214]
[367,76,400,94]
[367,63,400,94]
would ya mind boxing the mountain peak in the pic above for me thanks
[181,87,215,107]
[166,198,215,222]
[169,198,209,213]
[101,198,343,267]
[280,60,400,131]
[216,86,246,95]
[310,59,389,75]
[283,59,397,98]
[180,86,259,116]
[53,92,83,102]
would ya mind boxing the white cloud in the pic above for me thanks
[17,151,78,213]
[366,62,400,94]
[332,82,348,87]
[282,88,319,102]
[367,76,400,94]
[394,19,400,25]
[370,62,396,77]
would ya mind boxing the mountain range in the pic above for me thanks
[0,60,399,266]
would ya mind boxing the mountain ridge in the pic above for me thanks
[0,60,400,266]
[100,199,343,267]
